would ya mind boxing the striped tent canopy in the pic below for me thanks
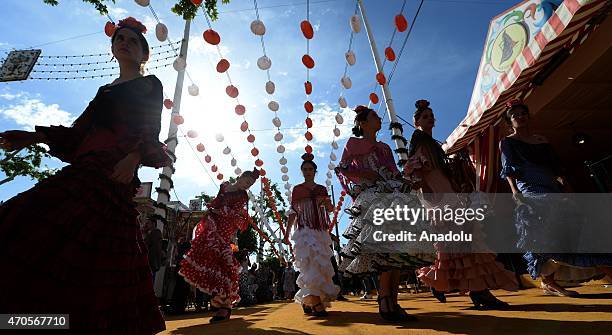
[443,0,610,153]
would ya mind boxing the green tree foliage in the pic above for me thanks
[0,145,56,186]
[42,0,230,21]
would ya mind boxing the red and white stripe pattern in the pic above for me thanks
[444,0,608,153]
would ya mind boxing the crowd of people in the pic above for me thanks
[0,16,610,334]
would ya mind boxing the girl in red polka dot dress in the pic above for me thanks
[179,168,259,322]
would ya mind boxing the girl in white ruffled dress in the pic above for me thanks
[286,154,340,317]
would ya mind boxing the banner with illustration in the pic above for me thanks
[468,0,563,109]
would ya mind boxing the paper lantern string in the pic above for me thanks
[37,41,180,59]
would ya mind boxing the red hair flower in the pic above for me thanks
[505,98,524,108]
[117,17,147,34]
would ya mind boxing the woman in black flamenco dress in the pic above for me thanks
[0,17,170,334]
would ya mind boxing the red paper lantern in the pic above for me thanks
[302,54,315,69]
[191,0,203,5]
[369,93,379,104]
[304,81,312,95]
[341,191,347,196]
[235,104,246,115]
[163,99,173,109]
[305,145,313,154]
[300,20,314,39]
[259,169,266,176]
[385,47,396,62]
[305,131,313,141]
[247,134,256,143]
[376,72,387,85]
[204,155,212,163]
[203,29,221,45]
[196,143,205,152]
[255,159,264,167]
[172,115,184,125]
[216,59,230,73]
[104,21,116,37]
[211,165,218,172]
[262,177,269,183]
[217,173,224,180]
[251,148,259,156]
[304,101,313,113]
[226,85,239,98]
[240,121,249,132]
[395,14,408,32]
[305,117,313,128]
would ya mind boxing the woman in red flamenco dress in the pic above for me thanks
[0,17,170,334]
[179,168,260,323]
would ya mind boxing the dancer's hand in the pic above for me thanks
[110,152,140,184]
[512,192,526,206]
[0,130,45,152]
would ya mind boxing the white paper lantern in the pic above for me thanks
[326,179,332,186]
[282,174,289,182]
[272,117,281,127]
[223,147,231,155]
[332,141,339,150]
[268,101,279,112]
[341,76,352,89]
[281,166,288,173]
[350,14,361,33]
[326,171,332,178]
[338,96,348,108]
[274,132,283,142]
[215,134,224,142]
[345,50,356,66]
[265,81,275,94]
[279,157,287,165]
[328,163,335,170]
[330,152,337,161]
[277,145,285,153]
[333,127,341,137]
[135,0,150,7]
[173,56,186,71]
[231,158,237,167]
[188,84,199,96]
[233,167,241,175]
[187,130,198,138]
[155,23,168,42]
[250,19,266,36]
[335,113,344,124]
[257,56,271,70]
[285,191,291,197]
[284,183,292,190]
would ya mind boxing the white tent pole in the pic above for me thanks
[357,0,408,163]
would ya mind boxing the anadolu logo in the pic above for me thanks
[490,22,528,73]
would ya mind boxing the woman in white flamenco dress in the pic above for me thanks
[286,153,340,317]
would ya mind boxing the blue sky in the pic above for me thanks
[0,0,517,237]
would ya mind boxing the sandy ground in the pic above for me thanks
[161,283,612,335]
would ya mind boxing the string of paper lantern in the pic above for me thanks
[248,216,286,265]
[29,61,174,80]
[38,41,181,59]
[261,177,293,257]
[301,0,315,157]
[328,190,347,233]
[251,0,292,202]
[199,8,269,177]
[32,55,176,73]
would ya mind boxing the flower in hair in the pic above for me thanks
[117,17,147,34]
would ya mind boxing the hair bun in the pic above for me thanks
[354,105,371,114]
[301,153,314,162]
[415,99,430,110]
[117,17,147,34]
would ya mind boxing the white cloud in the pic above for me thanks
[0,95,75,131]
[108,7,128,19]
[0,92,23,101]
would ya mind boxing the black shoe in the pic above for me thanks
[209,307,231,323]
[394,303,418,321]
[311,303,328,317]
[336,295,348,301]
[469,290,509,310]
[431,287,446,303]
[302,304,312,315]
